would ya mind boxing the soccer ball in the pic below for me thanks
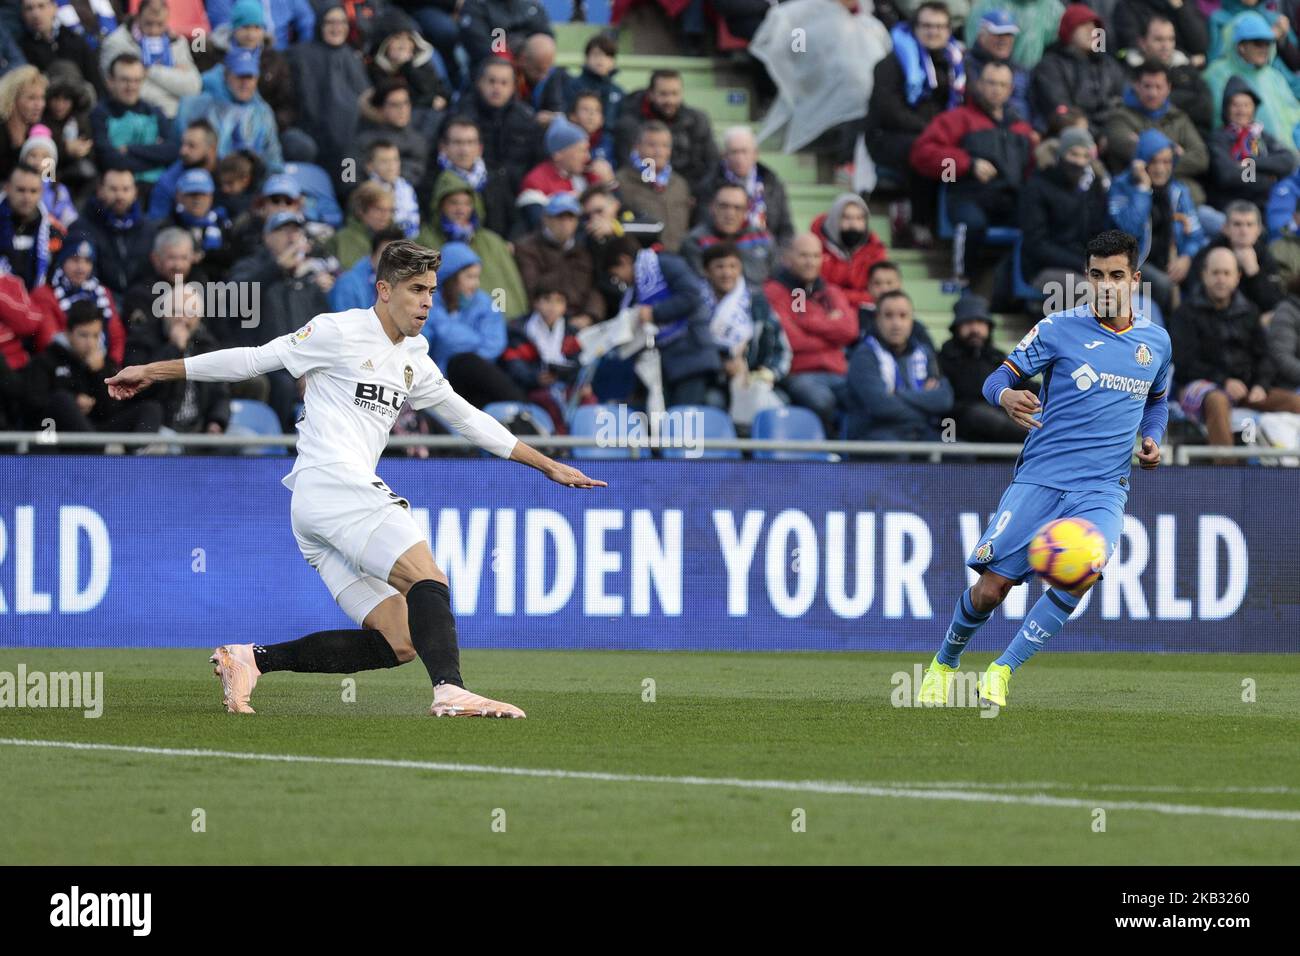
[1028,518,1108,589]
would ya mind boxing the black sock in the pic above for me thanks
[406,580,463,688]
[254,629,401,674]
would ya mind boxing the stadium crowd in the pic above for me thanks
[0,0,1299,455]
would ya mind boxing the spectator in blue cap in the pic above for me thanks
[226,171,304,261]
[423,240,528,408]
[207,0,316,50]
[205,0,301,141]
[966,0,1064,70]
[169,167,234,281]
[175,44,283,173]
[516,114,611,231]
[514,191,607,326]
[966,9,1033,125]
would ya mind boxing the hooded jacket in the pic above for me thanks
[416,170,528,319]
[206,0,314,49]
[366,8,448,110]
[1203,12,1300,147]
[964,0,1065,71]
[1209,75,1298,208]
[1169,287,1273,390]
[287,2,370,171]
[1019,157,1111,277]
[1107,128,1209,266]
[422,242,509,369]
[175,70,283,172]
[1030,7,1128,132]
[809,194,887,311]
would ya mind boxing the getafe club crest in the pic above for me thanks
[404,364,414,390]
[1134,343,1153,368]
[975,542,994,563]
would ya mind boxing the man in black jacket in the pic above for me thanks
[429,116,517,238]
[1019,126,1110,295]
[614,69,720,202]
[458,0,550,78]
[1170,246,1300,451]
[1030,4,1127,139]
[26,300,163,435]
[696,125,794,244]
[1122,14,1214,137]
[1187,201,1285,316]
[937,293,1033,443]
[1113,0,1209,61]
[18,0,105,97]
[451,57,544,194]
[67,165,160,298]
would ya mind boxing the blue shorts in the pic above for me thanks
[967,482,1126,585]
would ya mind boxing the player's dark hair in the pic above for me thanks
[370,225,405,254]
[1086,230,1140,271]
[875,290,913,312]
[701,240,742,268]
[868,259,901,280]
[377,239,440,287]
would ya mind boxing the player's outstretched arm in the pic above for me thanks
[106,344,288,401]
[509,439,608,489]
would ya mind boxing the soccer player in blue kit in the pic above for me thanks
[918,230,1171,707]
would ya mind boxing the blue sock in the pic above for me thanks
[995,588,1080,671]
[936,588,992,667]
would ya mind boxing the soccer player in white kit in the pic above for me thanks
[106,240,606,717]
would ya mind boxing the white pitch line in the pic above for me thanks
[877,781,1300,795]
[3,737,1299,823]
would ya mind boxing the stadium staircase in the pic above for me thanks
[553,13,1034,356]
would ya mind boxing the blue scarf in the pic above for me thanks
[1122,85,1170,120]
[51,266,114,331]
[437,153,488,192]
[174,204,227,251]
[0,195,52,288]
[440,211,478,244]
[56,0,118,48]
[94,199,139,232]
[890,22,965,109]
[619,248,670,313]
[134,25,174,68]
[629,149,672,190]
[865,334,929,393]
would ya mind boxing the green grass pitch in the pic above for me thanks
[1,649,1298,865]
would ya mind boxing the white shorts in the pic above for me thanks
[289,466,427,625]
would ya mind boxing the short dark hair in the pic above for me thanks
[579,182,616,206]
[440,116,481,144]
[1086,230,1140,271]
[216,153,253,180]
[648,69,681,90]
[570,90,602,113]
[478,57,514,81]
[9,161,41,181]
[185,118,217,145]
[366,138,399,160]
[370,77,410,109]
[108,53,143,76]
[377,239,440,287]
[875,289,913,313]
[531,277,567,301]
[585,33,618,58]
[603,235,641,268]
[1143,13,1175,37]
[868,259,901,281]
[66,300,103,331]
[913,1,951,25]
[370,225,405,254]
[1135,62,1170,83]
[701,241,742,268]
[638,119,671,142]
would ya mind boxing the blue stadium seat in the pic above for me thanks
[751,406,834,461]
[660,405,740,459]
[541,0,611,24]
[568,404,633,459]
[937,183,1020,245]
[483,401,556,435]
[227,399,287,456]
[284,162,344,229]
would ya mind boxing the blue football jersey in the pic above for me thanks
[1000,305,1172,493]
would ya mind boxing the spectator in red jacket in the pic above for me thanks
[0,271,43,370]
[911,61,1037,284]
[763,232,857,433]
[811,192,888,312]
[32,237,127,366]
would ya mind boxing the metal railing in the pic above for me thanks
[2,431,1297,464]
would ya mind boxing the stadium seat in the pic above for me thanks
[284,162,344,229]
[568,404,633,459]
[227,399,287,456]
[483,401,556,435]
[750,406,835,461]
[936,184,1020,245]
[660,405,740,459]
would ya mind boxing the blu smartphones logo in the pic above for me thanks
[49,887,151,936]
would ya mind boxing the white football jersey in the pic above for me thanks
[184,306,519,483]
